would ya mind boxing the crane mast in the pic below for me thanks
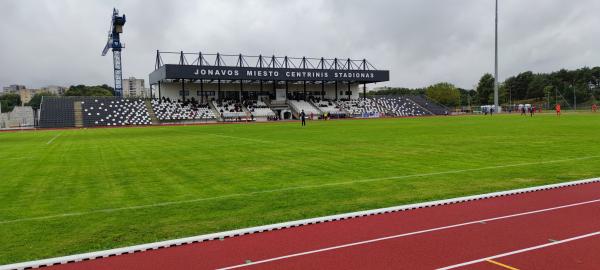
[102,8,126,96]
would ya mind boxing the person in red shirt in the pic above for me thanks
[592,104,598,113]
[555,103,561,117]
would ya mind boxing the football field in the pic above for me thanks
[1,113,600,265]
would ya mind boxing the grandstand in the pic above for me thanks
[151,99,216,122]
[40,96,152,128]
[213,100,248,120]
[245,100,275,119]
[337,98,380,117]
[39,97,76,128]
[311,99,345,117]
[337,96,437,117]
[37,94,449,128]
[288,100,321,117]
[372,96,430,117]
[82,98,151,126]
[409,95,449,115]
[33,52,452,128]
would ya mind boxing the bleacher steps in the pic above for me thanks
[240,105,253,120]
[73,101,83,128]
[413,101,434,115]
[309,101,325,114]
[144,100,160,125]
[208,101,223,121]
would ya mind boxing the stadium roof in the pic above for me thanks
[149,51,389,85]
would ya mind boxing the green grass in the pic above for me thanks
[1,113,600,264]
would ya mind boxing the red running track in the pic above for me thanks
[46,182,600,270]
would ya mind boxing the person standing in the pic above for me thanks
[300,109,306,126]
[530,106,534,117]
[555,103,561,117]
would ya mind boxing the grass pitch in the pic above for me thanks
[1,113,600,264]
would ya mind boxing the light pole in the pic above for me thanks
[573,84,577,111]
[494,0,499,110]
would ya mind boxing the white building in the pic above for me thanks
[2,84,26,93]
[18,89,44,104]
[40,85,67,95]
[122,77,148,98]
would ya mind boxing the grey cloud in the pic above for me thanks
[0,0,598,90]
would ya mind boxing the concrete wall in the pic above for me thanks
[0,106,34,127]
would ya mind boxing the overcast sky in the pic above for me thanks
[0,0,599,90]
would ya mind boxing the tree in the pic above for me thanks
[527,74,547,99]
[367,87,425,97]
[26,92,56,110]
[425,82,460,106]
[476,74,495,104]
[513,71,534,100]
[64,85,113,96]
[0,93,22,113]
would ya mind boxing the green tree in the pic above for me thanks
[0,93,22,113]
[367,87,425,97]
[64,85,113,96]
[527,75,547,99]
[425,82,460,106]
[26,92,56,110]
[476,74,495,104]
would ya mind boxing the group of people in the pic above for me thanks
[483,107,495,115]
[520,105,537,117]
[516,103,599,117]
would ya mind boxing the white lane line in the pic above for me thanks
[437,231,600,270]
[46,133,61,145]
[217,199,600,270]
[1,155,599,225]
[1,179,598,270]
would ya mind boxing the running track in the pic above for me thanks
[5,180,600,270]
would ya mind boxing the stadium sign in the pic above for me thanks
[150,64,389,83]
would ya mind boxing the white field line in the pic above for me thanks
[46,133,61,145]
[1,178,599,270]
[217,199,600,270]
[437,231,600,270]
[1,155,599,225]
[206,133,276,144]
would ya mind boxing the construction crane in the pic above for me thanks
[102,8,126,96]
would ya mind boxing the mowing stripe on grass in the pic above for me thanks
[203,133,335,155]
[3,157,34,160]
[0,155,599,225]
[207,133,277,144]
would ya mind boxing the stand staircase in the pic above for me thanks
[73,101,83,127]
[144,100,160,125]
